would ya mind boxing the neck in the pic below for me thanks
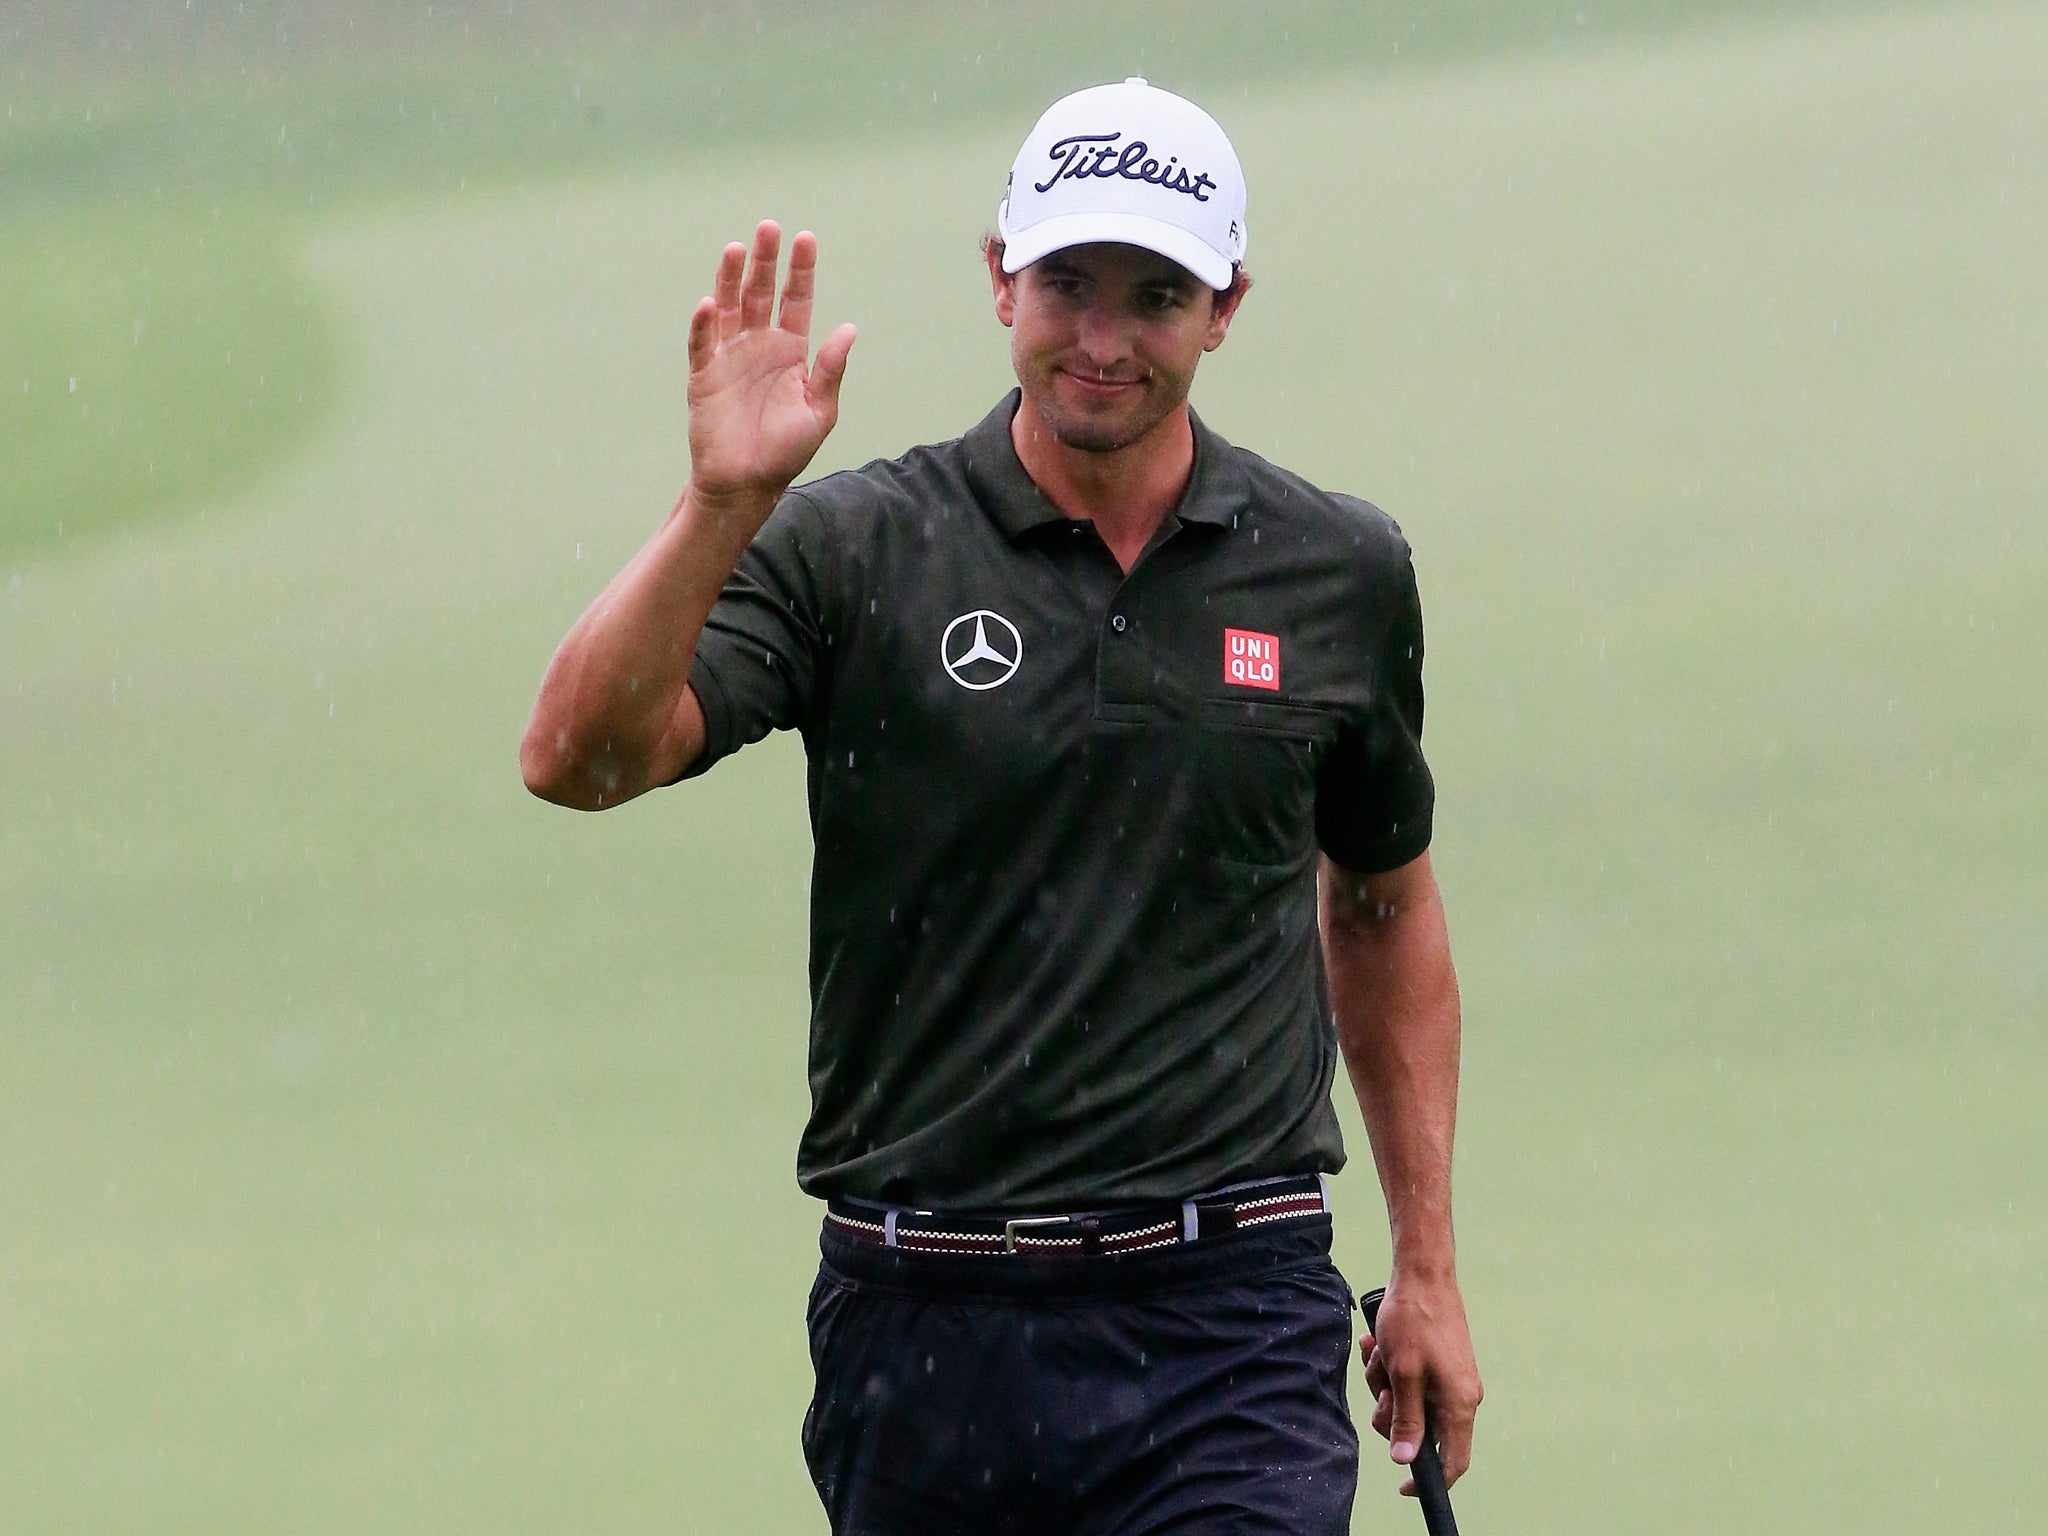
[1010,394,1196,572]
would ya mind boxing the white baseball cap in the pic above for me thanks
[997,77,1247,291]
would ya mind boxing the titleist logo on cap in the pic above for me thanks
[1033,132,1219,202]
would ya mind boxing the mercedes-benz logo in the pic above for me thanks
[941,609,1023,691]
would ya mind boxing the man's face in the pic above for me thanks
[990,242,1243,454]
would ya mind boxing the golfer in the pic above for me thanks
[522,77,1480,1534]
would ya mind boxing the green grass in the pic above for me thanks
[2,0,1958,559]
[2,0,2045,1531]
[0,208,334,558]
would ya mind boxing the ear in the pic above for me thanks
[987,243,1017,328]
[1202,271,1251,352]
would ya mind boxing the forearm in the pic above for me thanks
[1320,852,1462,1278]
[520,481,776,809]
[1326,851,1483,1480]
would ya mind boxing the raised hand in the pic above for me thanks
[685,221,857,510]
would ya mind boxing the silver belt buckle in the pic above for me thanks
[1002,1215,1071,1253]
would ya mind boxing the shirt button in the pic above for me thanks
[1111,614,1128,633]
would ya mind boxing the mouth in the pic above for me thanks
[1058,367,1147,398]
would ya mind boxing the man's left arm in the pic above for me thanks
[1320,848,1483,1492]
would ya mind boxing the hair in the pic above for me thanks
[981,233,1251,308]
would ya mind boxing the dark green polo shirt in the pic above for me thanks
[685,392,1432,1210]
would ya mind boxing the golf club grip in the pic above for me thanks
[1360,1287,1462,1536]
[1409,1438,1459,1536]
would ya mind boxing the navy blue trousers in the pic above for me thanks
[802,1217,1358,1535]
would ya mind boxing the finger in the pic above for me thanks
[713,241,746,343]
[778,229,818,339]
[686,295,717,374]
[1438,1401,1476,1486]
[739,220,781,331]
[807,322,858,414]
[1362,1339,1389,1399]
[1369,1388,1392,1441]
[1388,1363,1426,1466]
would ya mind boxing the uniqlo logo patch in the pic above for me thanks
[1224,628,1280,690]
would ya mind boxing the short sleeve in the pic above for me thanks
[1314,548,1434,872]
[676,489,835,779]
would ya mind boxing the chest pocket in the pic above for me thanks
[1187,697,1338,873]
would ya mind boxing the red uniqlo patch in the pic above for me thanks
[1224,628,1281,691]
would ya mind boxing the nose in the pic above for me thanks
[1072,299,1133,370]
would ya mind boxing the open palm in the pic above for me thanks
[686,221,857,503]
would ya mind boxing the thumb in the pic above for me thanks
[808,322,858,414]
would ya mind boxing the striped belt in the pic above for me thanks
[823,1173,1332,1259]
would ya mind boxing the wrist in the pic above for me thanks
[1390,1258,1459,1292]
[1389,1228,1458,1287]
[676,477,784,552]
[682,476,784,521]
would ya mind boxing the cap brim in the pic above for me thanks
[998,208,1233,290]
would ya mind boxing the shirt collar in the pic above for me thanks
[963,389,1252,540]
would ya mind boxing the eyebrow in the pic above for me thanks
[1039,259,1195,291]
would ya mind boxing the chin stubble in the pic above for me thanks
[1043,367,1186,455]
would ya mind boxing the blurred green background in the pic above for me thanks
[3,1,2043,1530]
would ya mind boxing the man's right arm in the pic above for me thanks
[519,221,854,811]
[518,481,777,809]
